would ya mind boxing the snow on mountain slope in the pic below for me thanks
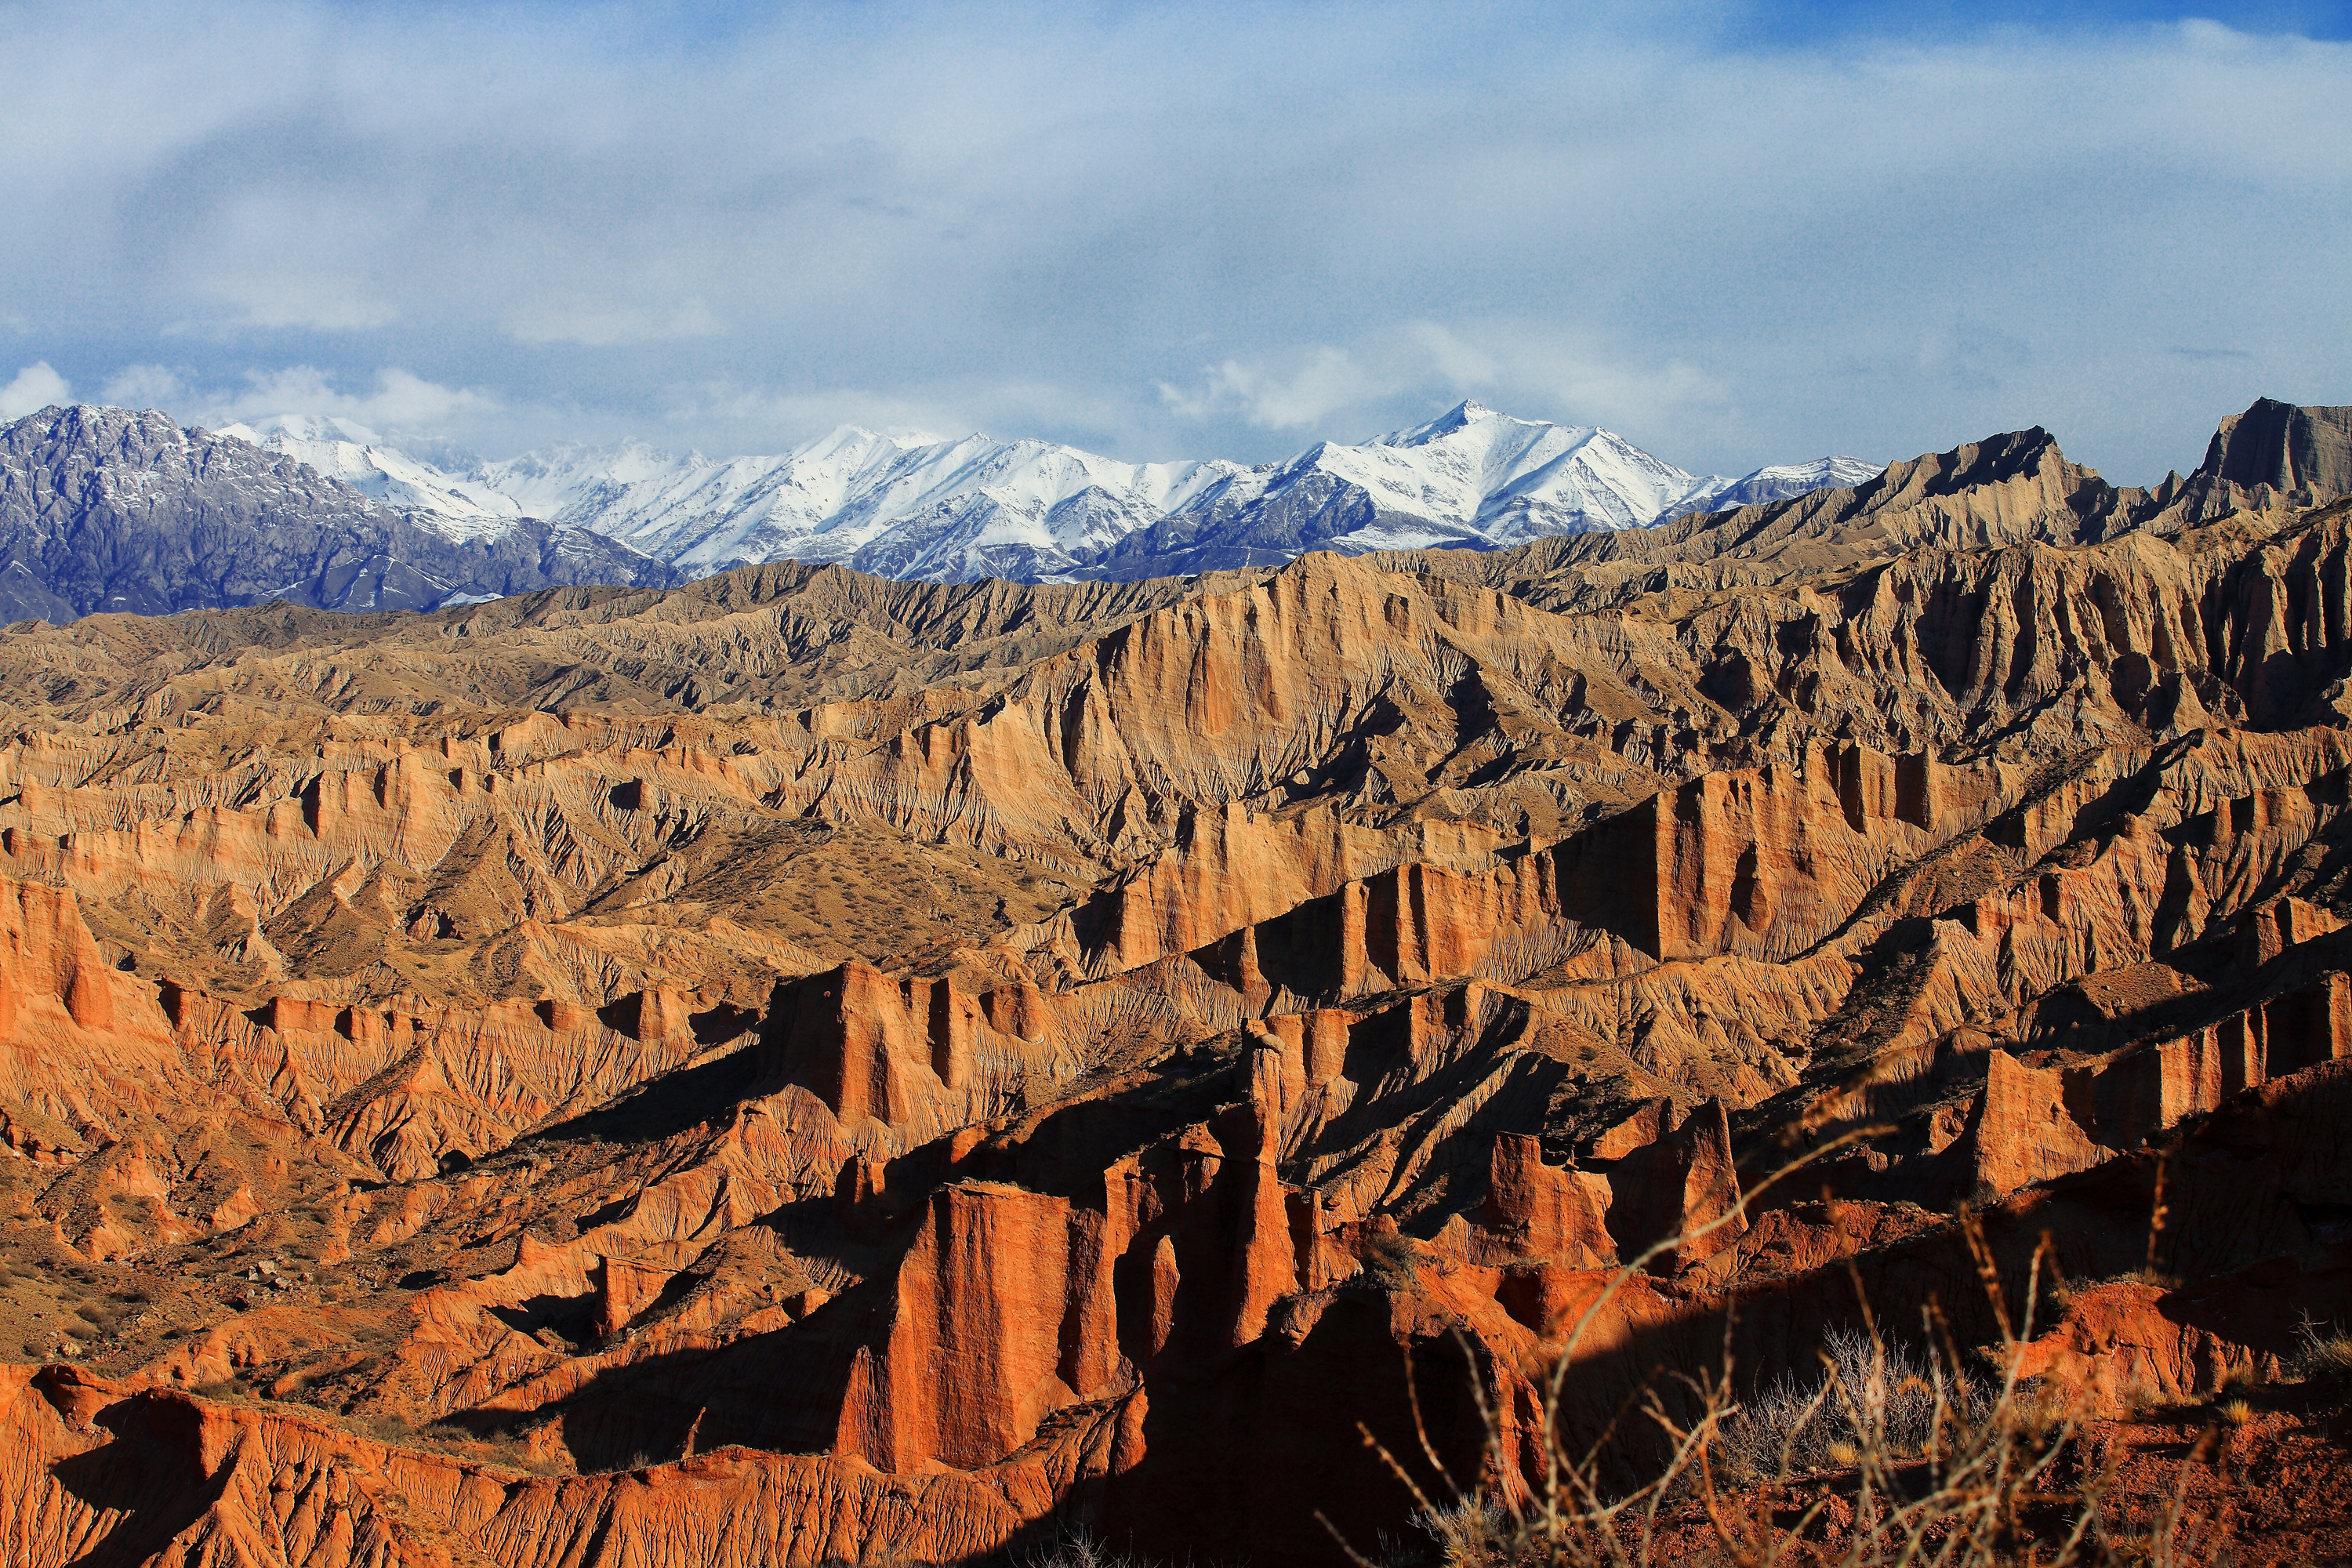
[0,405,676,622]
[215,415,525,541]
[1081,402,1886,577]
[1661,455,1889,521]
[1372,401,1726,543]
[218,405,1884,584]
[470,427,1247,582]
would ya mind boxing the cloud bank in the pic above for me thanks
[2,1,2347,481]
[0,362,71,422]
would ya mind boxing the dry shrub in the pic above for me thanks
[1014,1530,1152,1568]
[1327,1152,2223,1568]
[2289,1318,2352,1385]
[1363,1230,1421,1292]
[1708,1327,1988,1483]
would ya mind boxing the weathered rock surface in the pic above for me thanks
[0,398,2350,1565]
[0,405,676,622]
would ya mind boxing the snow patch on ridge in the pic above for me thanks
[218,414,524,542]
[209,402,1886,584]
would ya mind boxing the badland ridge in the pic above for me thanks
[0,397,2350,1564]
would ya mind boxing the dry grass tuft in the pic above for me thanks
[2290,1319,2352,1386]
[1015,1529,1152,1568]
[1710,1327,1987,1484]
[1324,1152,2225,1568]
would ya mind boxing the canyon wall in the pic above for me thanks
[0,401,2348,1565]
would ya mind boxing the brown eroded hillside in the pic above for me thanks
[4,397,2352,1565]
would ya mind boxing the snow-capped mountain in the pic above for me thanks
[13,400,1881,609]
[471,428,1247,583]
[1661,456,1888,522]
[429,401,1879,583]
[0,406,676,623]
[1090,401,1810,576]
[215,414,527,542]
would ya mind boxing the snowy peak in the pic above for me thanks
[457,425,1252,583]
[1376,398,1517,448]
[223,412,383,446]
[1660,455,1889,521]
[1229,405,1733,553]
[218,413,524,541]
[165,401,1885,584]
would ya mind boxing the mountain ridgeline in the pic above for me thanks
[0,399,1886,621]
[0,405,680,624]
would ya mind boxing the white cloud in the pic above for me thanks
[0,5,2343,477]
[209,273,399,332]
[1160,347,1379,430]
[1483,336,1733,437]
[100,364,502,437]
[102,363,185,407]
[1154,325,1733,454]
[1400,321,1733,434]
[1408,323,1498,388]
[0,361,71,420]
[658,376,1160,456]
[662,381,953,445]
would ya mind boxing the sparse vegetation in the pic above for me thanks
[1011,1528,1149,1568]
[2288,1319,2352,1385]
[1709,1327,1987,1483]
[1328,1199,2225,1568]
[1362,1229,1420,1291]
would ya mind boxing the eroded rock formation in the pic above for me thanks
[2,398,2352,1565]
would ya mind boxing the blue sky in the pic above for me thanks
[2,0,2347,482]
[1719,0,2349,43]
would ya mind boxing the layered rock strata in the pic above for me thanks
[0,399,2347,1565]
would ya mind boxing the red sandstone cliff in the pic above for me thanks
[1,403,2351,1564]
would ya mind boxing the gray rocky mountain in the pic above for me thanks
[2,397,2340,624]
[0,406,675,624]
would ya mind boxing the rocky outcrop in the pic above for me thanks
[6,399,2352,1566]
[1470,1134,1614,1269]
[0,1362,1136,1567]
[2200,398,2352,499]
[768,962,1054,1140]
[1949,1051,2107,1199]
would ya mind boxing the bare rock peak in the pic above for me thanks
[2201,396,2352,497]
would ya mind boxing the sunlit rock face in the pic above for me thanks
[1,400,2351,1566]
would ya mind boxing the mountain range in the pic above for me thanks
[227,401,1879,583]
[0,400,1880,622]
